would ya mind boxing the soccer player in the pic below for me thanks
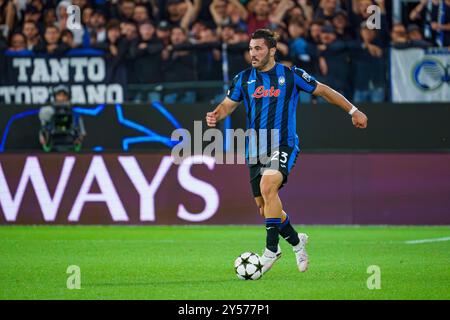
[205,29,368,273]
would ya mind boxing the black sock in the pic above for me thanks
[279,214,300,246]
[265,218,281,253]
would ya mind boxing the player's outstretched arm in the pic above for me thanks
[312,82,368,129]
[205,97,240,127]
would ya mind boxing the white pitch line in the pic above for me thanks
[405,237,450,244]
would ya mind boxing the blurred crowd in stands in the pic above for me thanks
[1,0,450,103]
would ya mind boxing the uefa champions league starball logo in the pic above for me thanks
[412,59,449,91]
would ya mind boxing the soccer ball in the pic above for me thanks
[234,252,263,280]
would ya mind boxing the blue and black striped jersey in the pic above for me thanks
[226,63,317,163]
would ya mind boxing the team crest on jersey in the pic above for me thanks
[278,76,285,86]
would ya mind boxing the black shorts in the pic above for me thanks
[248,145,299,198]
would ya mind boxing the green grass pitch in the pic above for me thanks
[0,225,449,300]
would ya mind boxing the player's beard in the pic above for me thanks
[254,51,271,71]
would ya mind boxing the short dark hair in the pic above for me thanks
[251,29,277,48]
[61,29,74,38]
[172,26,187,35]
[9,32,26,44]
[45,25,59,32]
[23,20,38,28]
[139,20,154,27]
[310,19,325,27]
[107,19,121,31]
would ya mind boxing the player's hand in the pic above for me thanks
[206,111,219,127]
[352,110,368,129]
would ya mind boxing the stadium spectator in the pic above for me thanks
[92,20,127,62]
[390,23,409,48]
[350,21,386,103]
[308,19,324,44]
[56,1,70,31]
[6,32,28,52]
[43,8,57,28]
[165,0,188,26]
[156,20,171,46]
[121,21,141,85]
[314,0,338,22]
[23,4,41,25]
[116,0,136,22]
[409,0,437,24]
[22,20,40,50]
[88,10,107,45]
[31,0,45,12]
[196,24,222,80]
[430,0,450,46]
[221,23,237,43]
[56,0,85,46]
[287,18,315,102]
[316,24,351,99]
[35,25,70,55]
[0,0,16,37]
[129,20,164,85]
[0,32,7,51]
[210,0,248,29]
[163,26,196,79]
[189,19,207,42]
[221,24,249,76]
[133,4,151,24]
[246,0,271,34]
[283,2,311,26]
[267,22,291,64]
[270,0,298,26]
[268,0,282,12]
[73,0,90,11]
[162,26,197,102]
[178,0,202,31]
[332,9,353,40]
[304,19,323,77]
[61,29,77,48]
[407,24,432,48]
[288,0,314,23]
[390,22,432,49]
[409,0,450,47]
[82,5,94,27]
[227,0,249,30]
[4,0,447,104]
[350,0,372,27]
[121,20,139,41]
[288,20,309,66]
[235,25,251,43]
[350,0,389,46]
